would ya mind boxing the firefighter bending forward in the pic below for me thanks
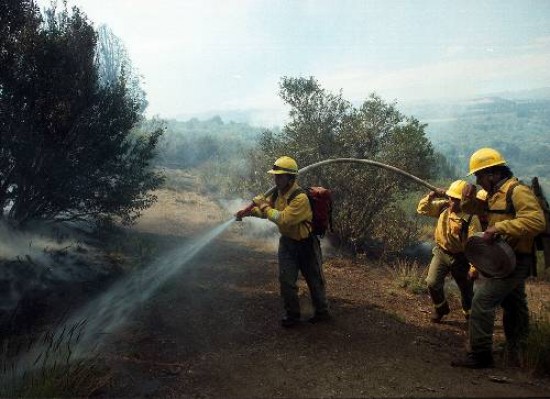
[452,147,546,368]
[417,180,481,323]
[236,156,330,328]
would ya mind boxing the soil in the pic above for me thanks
[90,188,550,398]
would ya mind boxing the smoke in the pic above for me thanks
[12,219,234,370]
[87,220,231,348]
[218,198,280,251]
[0,222,88,264]
[0,222,96,312]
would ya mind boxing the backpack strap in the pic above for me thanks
[271,187,305,203]
[460,214,473,242]
[287,187,313,234]
[287,187,306,203]
[487,181,520,215]
[438,203,450,215]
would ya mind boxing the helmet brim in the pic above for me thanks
[467,160,507,176]
[267,170,297,175]
[445,191,461,200]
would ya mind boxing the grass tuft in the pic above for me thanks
[525,313,550,375]
[524,285,550,376]
[389,259,428,295]
[0,320,105,397]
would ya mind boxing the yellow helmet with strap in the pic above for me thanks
[267,156,299,175]
[446,179,467,200]
[468,147,506,175]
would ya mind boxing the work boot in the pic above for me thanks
[281,313,300,328]
[430,301,450,323]
[308,311,332,324]
[451,352,494,369]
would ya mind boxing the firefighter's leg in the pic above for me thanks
[278,236,301,322]
[298,235,329,319]
[426,247,451,322]
[450,254,474,319]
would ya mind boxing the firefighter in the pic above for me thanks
[417,180,481,323]
[235,156,330,328]
[452,147,546,368]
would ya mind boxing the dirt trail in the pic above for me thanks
[94,189,550,398]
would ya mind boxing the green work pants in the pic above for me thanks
[278,235,328,318]
[426,246,473,311]
[469,254,532,355]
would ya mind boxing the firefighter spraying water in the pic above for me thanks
[235,157,440,221]
[234,156,441,327]
[234,155,550,331]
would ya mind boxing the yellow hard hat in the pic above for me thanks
[446,179,468,200]
[468,147,506,175]
[267,156,299,175]
[476,189,488,201]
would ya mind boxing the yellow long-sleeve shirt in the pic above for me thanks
[259,181,312,241]
[461,177,546,254]
[417,195,482,254]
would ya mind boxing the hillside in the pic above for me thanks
[399,92,550,186]
[162,88,550,189]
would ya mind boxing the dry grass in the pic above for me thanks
[0,321,106,397]
[525,281,550,375]
[387,258,428,295]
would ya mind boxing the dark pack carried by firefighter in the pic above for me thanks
[451,147,546,369]
[417,179,482,323]
[235,156,330,328]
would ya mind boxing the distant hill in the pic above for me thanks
[167,88,550,192]
[173,107,288,129]
[156,117,265,169]
[489,87,550,101]
[399,91,550,190]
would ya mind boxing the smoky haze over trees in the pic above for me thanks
[156,117,262,170]
[0,0,164,226]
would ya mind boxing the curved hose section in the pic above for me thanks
[263,157,439,197]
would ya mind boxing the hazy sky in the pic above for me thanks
[36,0,550,124]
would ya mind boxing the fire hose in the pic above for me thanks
[236,157,440,220]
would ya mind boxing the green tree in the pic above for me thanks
[0,1,163,226]
[244,77,438,256]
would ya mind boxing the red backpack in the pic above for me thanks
[278,186,333,237]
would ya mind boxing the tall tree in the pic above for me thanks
[0,1,164,226]
[245,76,438,256]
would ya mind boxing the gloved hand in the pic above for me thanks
[428,188,447,200]
[250,207,265,218]
[468,265,479,281]
[235,207,252,221]
[252,195,270,212]
[482,226,497,242]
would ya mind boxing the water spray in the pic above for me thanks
[6,218,235,382]
[236,157,439,219]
